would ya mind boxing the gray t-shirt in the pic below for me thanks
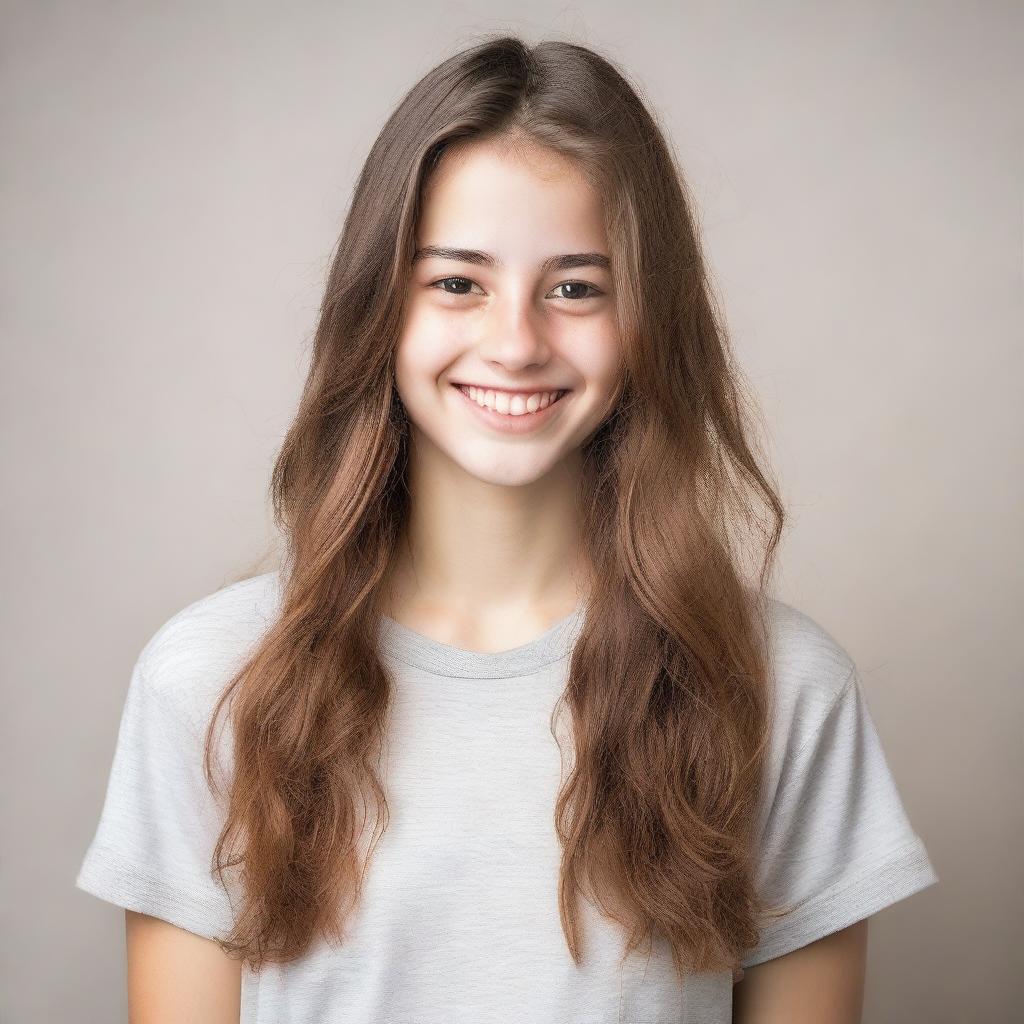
[75,570,938,1022]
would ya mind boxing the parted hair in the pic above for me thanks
[203,33,788,979]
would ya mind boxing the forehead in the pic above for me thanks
[418,139,606,250]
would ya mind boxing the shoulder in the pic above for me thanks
[134,568,285,727]
[759,597,858,770]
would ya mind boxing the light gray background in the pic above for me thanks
[3,2,1020,1021]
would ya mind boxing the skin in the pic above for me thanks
[125,910,241,1022]
[384,135,624,650]
[732,919,869,1023]
[126,135,870,1020]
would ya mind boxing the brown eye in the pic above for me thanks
[551,281,601,301]
[430,277,477,295]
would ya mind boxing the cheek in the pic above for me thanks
[581,328,624,391]
[578,331,625,423]
[394,315,459,396]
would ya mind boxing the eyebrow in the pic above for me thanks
[411,245,611,274]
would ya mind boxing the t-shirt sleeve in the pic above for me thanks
[74,655,237,942]
[740,667,939,968]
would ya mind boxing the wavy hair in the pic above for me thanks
[203,33,788,979]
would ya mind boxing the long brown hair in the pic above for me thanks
[203,33,788,979]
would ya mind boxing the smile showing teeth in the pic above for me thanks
[455,384,567,416]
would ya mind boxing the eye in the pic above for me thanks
[427,277,603,301]
[549,281,602,301]
[429,276,482,296]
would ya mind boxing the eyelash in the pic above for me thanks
[427,276,603,302]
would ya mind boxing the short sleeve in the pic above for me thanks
[741,668,939,968]
[74,656,237,941]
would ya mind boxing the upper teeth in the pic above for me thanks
[459,385,563,416]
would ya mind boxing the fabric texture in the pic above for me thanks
[75,570,938,1023]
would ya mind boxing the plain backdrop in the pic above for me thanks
[2,2,1021,1021]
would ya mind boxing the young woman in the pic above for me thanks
[75,34,938,1023]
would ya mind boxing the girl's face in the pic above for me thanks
[395,138,623,487]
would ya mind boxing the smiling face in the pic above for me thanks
[394,136,624,488]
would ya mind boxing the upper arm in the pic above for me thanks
[732,919,868,1024]
[76,653,246,1018]
[126,910,242,1024]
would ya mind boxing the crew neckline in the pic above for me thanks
[377,603,587,679]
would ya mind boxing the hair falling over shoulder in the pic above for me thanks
[201,33,788,979]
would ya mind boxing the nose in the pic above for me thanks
[475,290,552,371]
